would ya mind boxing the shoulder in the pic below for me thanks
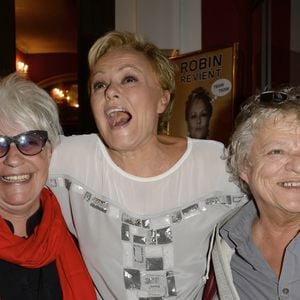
[50,133,104,172]
[190,137,225,149]
[189,138,226,157]
[186,138,233,186]
[54,133,101,153]
[58,133,100,145]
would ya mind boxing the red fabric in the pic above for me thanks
[0,188,97,300]
[203,262,217,300]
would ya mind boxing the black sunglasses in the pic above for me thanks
[0,130,48,158]
[259,91,288,104]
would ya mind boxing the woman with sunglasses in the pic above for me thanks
[208,88,300,299]
[48,31,246,300]
[0,73,96,300]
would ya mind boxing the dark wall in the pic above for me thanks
[271,0,290,86]
[202,0,291,106]
[23,53,78,84]
[77,0,115,134]
[17,0,115,135]
[0,0,16,76]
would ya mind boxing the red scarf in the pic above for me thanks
[0,188,97,300]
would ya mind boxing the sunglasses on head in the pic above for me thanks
[259,91,289,104]
[0,130,48,158]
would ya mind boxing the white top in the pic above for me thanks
[48,134,245,300]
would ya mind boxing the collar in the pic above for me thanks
[4,206,43,237]
[220,200,257,248]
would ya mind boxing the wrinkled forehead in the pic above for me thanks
[261,112,300,129]
[250,114,300,150]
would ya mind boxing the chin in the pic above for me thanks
[107,139,135,151]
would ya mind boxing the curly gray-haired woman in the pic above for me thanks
[210,87,300,299]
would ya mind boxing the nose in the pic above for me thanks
[2,143,25,167]
[285,153,300,174]
[196,116,203,125]
[105,82,119,101]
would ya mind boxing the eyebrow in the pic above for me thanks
[92,63,142,77]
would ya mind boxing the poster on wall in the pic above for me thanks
[168,44,238,145]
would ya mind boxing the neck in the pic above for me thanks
[1,201,40,237]
[8,217,28,237]
[253,215,300,243]
[107,135,187,177]
[252,215,300,278]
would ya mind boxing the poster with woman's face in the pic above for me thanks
[168,45,238,145]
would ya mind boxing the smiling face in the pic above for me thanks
[240,114,300,218]
[0,128,52,219]
[186,99,211,139]
[89,48,170,152]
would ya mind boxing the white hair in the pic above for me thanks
[0,73,62,147]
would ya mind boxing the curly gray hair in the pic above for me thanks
[226,87,300,194]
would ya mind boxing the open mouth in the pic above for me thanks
[280,181,300,187]
[106,107,132,128]
[1,174,31,183]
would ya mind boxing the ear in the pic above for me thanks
[239,165,251,185]
[45,143,53,162]
[157,90,171,114]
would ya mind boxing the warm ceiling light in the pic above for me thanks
[52,87,65,99]
[16,60,29,73]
